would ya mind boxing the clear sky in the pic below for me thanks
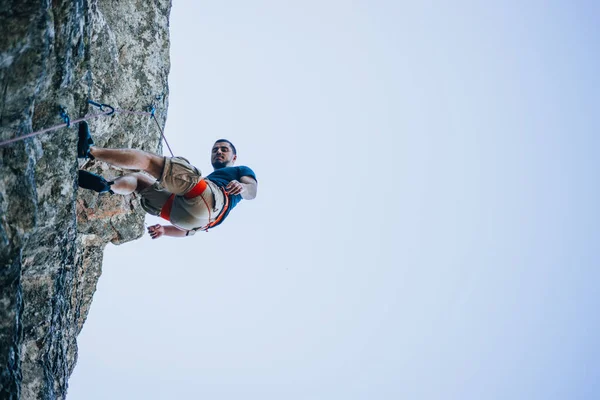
[69,1,600,399]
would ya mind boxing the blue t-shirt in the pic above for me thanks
[206,166,257,227]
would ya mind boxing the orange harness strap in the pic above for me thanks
[183,179,208,199]
[159,179,229,231]
[205,187,229,230]
[159,193,176,221]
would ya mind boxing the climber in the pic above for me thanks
[76,121,257,238]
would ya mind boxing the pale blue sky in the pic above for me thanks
[69,1,600,399]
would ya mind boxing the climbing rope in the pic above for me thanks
[0,99,174,157]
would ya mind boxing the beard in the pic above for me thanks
[211,160,228,169]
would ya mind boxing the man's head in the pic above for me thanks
[211,139,237,169]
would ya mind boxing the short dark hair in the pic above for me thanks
[214,139,237,155]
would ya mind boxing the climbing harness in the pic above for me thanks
[159,179,230,232]
[0,99,173,156]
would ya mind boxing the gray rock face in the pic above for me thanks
[0,1,172,398]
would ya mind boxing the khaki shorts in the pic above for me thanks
[160,156,202,195]
[139,182,170,216]
[139,156,201,215]
[139,156,226,229]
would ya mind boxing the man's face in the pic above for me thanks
[211,142,237,169]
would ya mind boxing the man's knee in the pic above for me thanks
[133,172,156,193]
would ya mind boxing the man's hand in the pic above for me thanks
[148,224,189,238]
[147,224,165,239]
[226,177,257,199]
[226,179,244,195]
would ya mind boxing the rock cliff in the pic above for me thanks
[0,1,172,398]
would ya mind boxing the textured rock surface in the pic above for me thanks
[0,1,171,398]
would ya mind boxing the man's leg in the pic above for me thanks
[89,147,165,180]
[110,172,156,195]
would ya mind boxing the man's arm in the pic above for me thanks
[147,224,189,239]
[226,176,258,200]
[240,176,258,200]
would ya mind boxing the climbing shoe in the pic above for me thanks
[78,170,114,194]
[77,121,95,159]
